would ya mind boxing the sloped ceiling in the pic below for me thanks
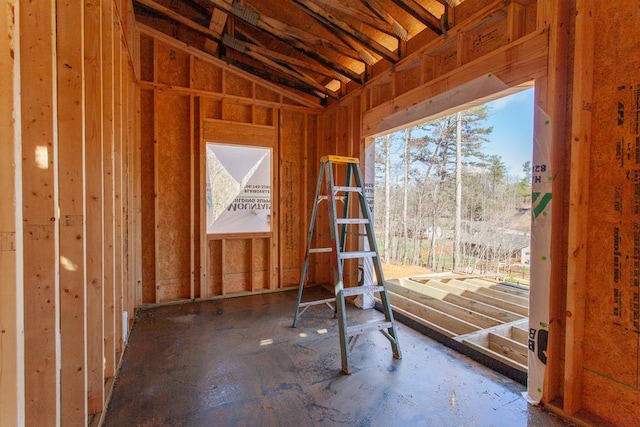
[133,0,465,103]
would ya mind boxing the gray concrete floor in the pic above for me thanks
[103,290,571,426]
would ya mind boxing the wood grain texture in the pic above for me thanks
[156,93,191,302]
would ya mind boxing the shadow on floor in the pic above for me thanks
[103,290,570,427]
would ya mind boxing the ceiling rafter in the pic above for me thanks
[136,0,338,100]
[136,0,222,44]
[291,0,400,63]
[360,0,409,41]
[205,0,365,84]
[232,28,350,83]
[319,0,405,42]
[133,0,467,102]
[390,0,444,35]
[222,34,338,99]
[223,53,329,103]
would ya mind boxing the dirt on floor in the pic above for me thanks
[382,263,434,279]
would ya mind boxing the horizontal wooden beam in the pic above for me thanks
[293,0,400,63]
[206,0,365,84]
[363,28,548,136]
[222,35,338,98]
[324,0,401,40]
[136,23,323,109]
[136,0,222,42]
[391,0,443,35]
[361,0,409,41]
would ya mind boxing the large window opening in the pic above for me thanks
[372,87,536,382]
[374,88,534,283]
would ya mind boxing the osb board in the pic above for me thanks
[455,0,496,23]
[191,56,222,93]
[208,239,223,296]
[306,115,319,282]
[140,89,155,304]
[252,238,270,291]
[463,12,508,64]
[280,110,307,287]
[193,97,201,299]
[254,106,274,126]
[222,102,252,123]
[155,41,190,88]
[224,239,250,293]
[581,369,640,426]
[156,93,191,302]
[156,278,190,303]
[582,0,640,412]
[394,63,422,98]
[256,84,280,103]
[139,34,153,82]
[370,79,393,109]
[225,72,252,98]
[202,98,222,120]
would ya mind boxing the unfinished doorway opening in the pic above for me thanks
[365,83,547,388]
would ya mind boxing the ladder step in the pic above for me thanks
[299,297,336,307]
[336,218,370,225]
[346,321,393,337]
[309,247,332,253]
[341,285,385,297]
[333,186,362,194]
[339,251,376,259]
[322,155,359,164]
[318,195,346,202]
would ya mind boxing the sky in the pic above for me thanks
[483,87,535,179]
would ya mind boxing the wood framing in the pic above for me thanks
[20,1,60,425]
[5,1,640,426]
[0,1,24,424]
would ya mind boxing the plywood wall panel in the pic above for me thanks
[256,85,280,103]
[224,239,251,293]
[193,97,201,299]
[394,64,422,97]
[208,239,223,296]
[202,97,222,120]
[156,93,191,302]
[225,72,253,98]
[280,110,307,288]
[191,56,222,93]
[140,89,155,303]
[222,102,252,123]
[252,238,270,291]
[572,0,640,423]
[464,13,508,64]
[255,106,274,126]
[155,41,189,87]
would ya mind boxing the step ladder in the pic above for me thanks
[292,155,401,374]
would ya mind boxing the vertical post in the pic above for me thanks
[564,0,594,414]
[454,111,462,271]
[20,0,61,424]
[56,0,88,423]
[102,0,117,381]
[84,0,105,415]
[1,1,25,424]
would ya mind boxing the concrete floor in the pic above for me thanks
[103,290,571,426]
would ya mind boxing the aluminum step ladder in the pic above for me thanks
[292,155,401,374]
